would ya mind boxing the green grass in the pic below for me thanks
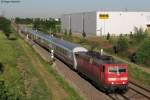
[128,65,150,86]
[0,32,51,100]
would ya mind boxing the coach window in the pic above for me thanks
[75,53,79,57]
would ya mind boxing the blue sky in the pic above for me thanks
[0,0,150,18]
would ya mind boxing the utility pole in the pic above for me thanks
[83,12,85,34]
[82,12,86,38]
[69,15,72,34]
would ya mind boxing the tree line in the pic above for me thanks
[15,17,61,35]
[0,17,12,38]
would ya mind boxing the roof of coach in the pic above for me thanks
[28,29,87,53]
[51,37,87,51]
[48,36,87,53]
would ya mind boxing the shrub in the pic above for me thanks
[115,36,128,53]
[82,32,86,38]
[136,38,150,66]
[0,17,12,38]
[106,32,110,40]
[133,27,148,42]
[0,81,19,100]
[64,29,68,37]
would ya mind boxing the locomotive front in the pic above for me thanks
[104,64,128,92]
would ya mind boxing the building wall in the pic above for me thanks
[84,12,96,36]
[61,11,150,37]
[61,14,70,33]
[96,12,150,36]
[70,13,83,33]
[61,12,97,36]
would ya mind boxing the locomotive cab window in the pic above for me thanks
[109,67,117,73]
[119,67,126,73]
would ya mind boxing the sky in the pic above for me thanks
[0,0,150,18]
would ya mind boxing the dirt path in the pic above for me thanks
[19,39,68,100]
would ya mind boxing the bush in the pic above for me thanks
[82,32,86,38]
[0,17,12,38]
[64,29,68,37]
[136,38,150,66]
[115,36,128,53]
[133,27,148,42]
[0,81,19,100]
[106,32,110,40]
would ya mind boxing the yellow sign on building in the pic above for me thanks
[147,24,150,33]
[99,14,109,19]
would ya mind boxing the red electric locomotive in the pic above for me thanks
[76,51,128,93]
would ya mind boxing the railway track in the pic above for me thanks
[127,81,150,100]
[108,81,150,100]
[108,93,130,100]
[129,81,150,93]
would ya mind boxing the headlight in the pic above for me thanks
[108,78,116,81]
[120,77,128,80]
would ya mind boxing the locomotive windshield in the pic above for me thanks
[109,67,117,73]
[119,67,126,73]
[109,67,126,73]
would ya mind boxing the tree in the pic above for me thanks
[15,17,33,24]
[33,18,41,30]
[32,18,61,35]
[133,27,148,42]
[136,38,150,66]
[82,32,86,38]
[106,32,110,40]
[129,32,133,39]
[0,17,12,38]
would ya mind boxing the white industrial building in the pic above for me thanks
[61,11,150,36]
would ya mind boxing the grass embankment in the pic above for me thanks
[0,32,50,99]
[59,35,150,86]
[0,31,83,100]
[19,34,83,100]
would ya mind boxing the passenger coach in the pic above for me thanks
[21,28,88,70]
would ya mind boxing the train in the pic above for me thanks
[20,28,128,93]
